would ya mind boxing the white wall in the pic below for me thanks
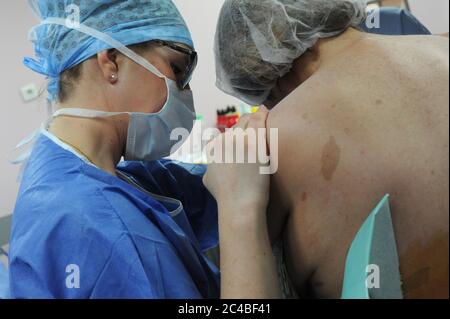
[0,1,46,218]
[0,0,448,218]
[409,0,449,34]
[173,0,242,128]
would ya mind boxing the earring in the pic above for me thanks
[110,74,117,82]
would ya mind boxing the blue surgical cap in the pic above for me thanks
[25,0,194,102]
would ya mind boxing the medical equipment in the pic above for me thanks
[341,195,403,299]
[217,106,239,132]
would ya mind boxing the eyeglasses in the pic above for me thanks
[153,40,198,90]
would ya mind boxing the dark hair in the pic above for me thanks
[58,41,155,103]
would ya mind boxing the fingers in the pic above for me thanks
[234,114,251,130]
[246,106,269,130]
[244,107,269,157]
[234,106,269,130]
[205,107,271,165]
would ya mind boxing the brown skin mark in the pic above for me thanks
[301,192,308,202]
[400,230,449,298]
[321,136,341,181]
[402,267,431,293]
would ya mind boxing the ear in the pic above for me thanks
[97,49,119,84]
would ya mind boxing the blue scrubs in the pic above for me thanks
[360,7,431,35]
[9,131,220,299]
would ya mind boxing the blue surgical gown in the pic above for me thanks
[9,131,220,299]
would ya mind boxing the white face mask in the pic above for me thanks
[51,78,195,161]
[126,78,195,161]
[44,18,196,161]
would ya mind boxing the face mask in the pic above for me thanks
[43,18,196,161]
[51,76,195,161]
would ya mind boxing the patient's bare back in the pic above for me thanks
[268,35,449,298]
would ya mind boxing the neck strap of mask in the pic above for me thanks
[42,17,165,79]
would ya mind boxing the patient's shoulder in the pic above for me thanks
[266,75,394,207]
[267,74,361,153]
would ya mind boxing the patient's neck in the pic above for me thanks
[292,28,367,84]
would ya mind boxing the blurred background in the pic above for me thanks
[0,0,448,219]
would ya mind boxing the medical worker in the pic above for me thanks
[9,0,279,299]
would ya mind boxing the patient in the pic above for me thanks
[215,0,449,298]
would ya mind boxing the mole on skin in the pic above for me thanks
[321,136,341,181]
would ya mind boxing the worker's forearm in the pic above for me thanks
[218,204,282,299]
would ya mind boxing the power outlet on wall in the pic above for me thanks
[20,83,40,102]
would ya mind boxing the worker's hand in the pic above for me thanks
[203,107,270,217]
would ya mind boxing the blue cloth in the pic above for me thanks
[9,133,220,299]
[360,7,431,36]
[0,262,9,299]
[25,0,193,102]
